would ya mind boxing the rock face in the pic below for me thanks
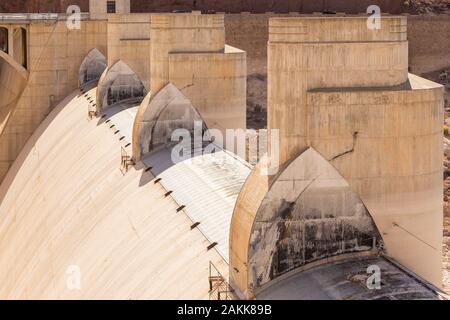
[0,0,419,14]
[130,0,406,13]
[425,66,450,293]
[409,0,450,14]
[1,0,448,14]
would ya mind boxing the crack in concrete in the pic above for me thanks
[180,74,195,91]
[330,131,359,161]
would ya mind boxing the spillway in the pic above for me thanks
[0,87,231,299]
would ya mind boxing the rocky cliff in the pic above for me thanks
[1,0,446,14]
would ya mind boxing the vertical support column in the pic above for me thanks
[7,26,13,57]
[150,13,225,94]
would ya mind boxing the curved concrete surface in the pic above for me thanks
[229,161,270,299]
[0,88,227,299]
[251,16,444,291]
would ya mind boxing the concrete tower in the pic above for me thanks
[230,16,444,299]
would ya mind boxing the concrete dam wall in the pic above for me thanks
[0,8,446,300]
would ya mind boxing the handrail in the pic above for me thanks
[120,147,135,174]
[208,261,234,300]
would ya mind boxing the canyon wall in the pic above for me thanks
[1,0,406,14]
[130,0,406,14]
[408,14,450,74]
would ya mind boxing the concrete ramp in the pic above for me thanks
[0,87,227,299]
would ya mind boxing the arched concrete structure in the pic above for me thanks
[230,148,383,299]
[78,48,107,87]
[248,148,382,294]
[132,83,207,161]
[96,60,146,112]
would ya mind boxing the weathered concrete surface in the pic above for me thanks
[230,16,444,299]
[96,60,146,111]
[257,257,442,300]
[149,14,247,135]
[305,74,444,289]
[0,87,228,299]
[78,48,107,86]
[248,148,382,291]
[268,16,409,166]
[168,44,247,134]
[99,101,139,146]
[133,83,206,160]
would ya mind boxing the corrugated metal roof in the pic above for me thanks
[143,146,252,262]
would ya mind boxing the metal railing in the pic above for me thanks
[87,104,97,120]
[120,147,134,174]
[208,261,234,300]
